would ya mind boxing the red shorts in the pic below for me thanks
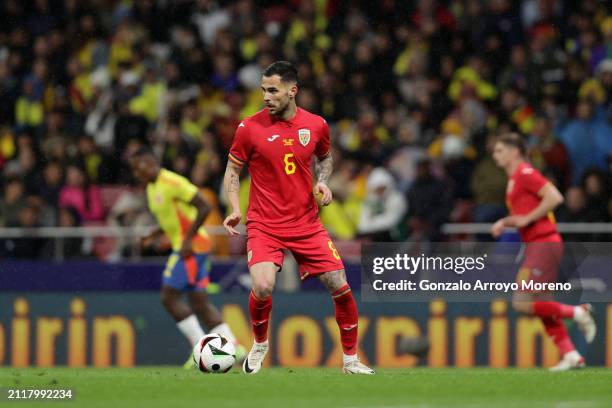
[246,225,344,280]
[516,235,563,289]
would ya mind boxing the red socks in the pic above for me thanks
[541,316,576,355]
[332,284,358,355]
[249,284,359,357]
[533,301,576,355]
[533,301,575,319]
[248,291,272,343]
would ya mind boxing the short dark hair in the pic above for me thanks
[130,146,156,160]
[262,61,298,84]
[497,132,527,156]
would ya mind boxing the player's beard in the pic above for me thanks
[269,99,290,118]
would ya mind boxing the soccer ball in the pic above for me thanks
[192,333,236,373]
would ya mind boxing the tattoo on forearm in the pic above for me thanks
[226,171,239,193]
[315,155,333,184]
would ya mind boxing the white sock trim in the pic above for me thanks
[564,350,581,359]
[211,323,237,343]
[176,314,205,346]
[343,353,358,365]
[573,306,586,321]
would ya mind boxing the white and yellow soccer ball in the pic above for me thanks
[192,333,236,373]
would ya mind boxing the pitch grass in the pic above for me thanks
[1,367,611,408]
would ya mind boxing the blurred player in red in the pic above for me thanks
[491,133,596,371]
[222,61,374,374]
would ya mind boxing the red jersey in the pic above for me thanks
[507,162,559,242]
[228,107,330,234]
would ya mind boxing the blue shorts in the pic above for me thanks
[162,253,210,292]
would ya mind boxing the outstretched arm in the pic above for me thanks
[179,192,212,258]
[223,160,243,235]
[314,154,333,206]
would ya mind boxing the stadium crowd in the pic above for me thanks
[0,0,611,259]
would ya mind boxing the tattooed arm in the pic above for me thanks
[222,160,243,235]
[314,154,333,206]
[315,154,333,184]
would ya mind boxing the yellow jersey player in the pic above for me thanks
[130,147,245,367]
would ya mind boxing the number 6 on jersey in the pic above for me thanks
[284,153,296,175]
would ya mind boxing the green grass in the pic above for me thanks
[1,367,611,408]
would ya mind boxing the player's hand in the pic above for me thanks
[314,182,332,206]
[223,212,242,235]
[491,219,505,238]
[179,239,193,259]
[504,215,530,229]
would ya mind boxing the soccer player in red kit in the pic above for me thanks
[491,133,596,371]
[222,61,374,374]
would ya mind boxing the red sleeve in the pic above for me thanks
[521,167,549,195]
[228,122,251,165]
[314,119,330,159]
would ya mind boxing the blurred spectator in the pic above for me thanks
[320,155,362,240]
[557,187,590,223]
[4,203,47,258]
[498,45,529,93]
[53,206,84,259]
[581,169,610,223]
[524,22,565,104]
[84,67,116,150]
[0,177,26,227]
[0,0,608,253]
[161,123,195,169]
[76,134,118,184]
[59,164,104,222]
[557,185,607,242]
[559,100,608,183]
[357,168,407,242]
[528,113,571,189]
[406,159,452,241]
[107,191,153,260]
[113,101,149,155]
[470,136,507,224]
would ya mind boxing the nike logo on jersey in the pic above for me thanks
[238,122,245,128]
[267,135,279,142]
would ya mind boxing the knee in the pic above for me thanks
[160,291,175,310]
[252,278,274,298]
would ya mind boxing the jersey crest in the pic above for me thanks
[298,129,311,146]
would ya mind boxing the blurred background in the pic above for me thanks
[1,0,611,263]
[0,0,611,367]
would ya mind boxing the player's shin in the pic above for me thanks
[176,314,206,346]
[331,284,358,363]
[248,290,272,343]
[533,301,575,319]
[541,316,576,355]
